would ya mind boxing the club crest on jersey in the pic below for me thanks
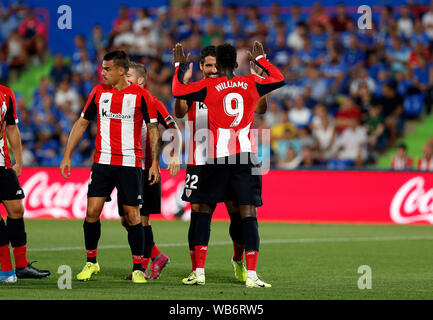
[185,189,192,197]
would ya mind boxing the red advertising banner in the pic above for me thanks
[1,168,433,225]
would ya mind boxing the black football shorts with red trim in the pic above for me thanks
[181,153,263,207]
[117,169,161,217]
[87,163,143,206]
[0,167,25,201]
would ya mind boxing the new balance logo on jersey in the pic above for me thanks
[137,195,142,200]
[101,108,132,120]
[16,190,23,195]
[103,99,109,103]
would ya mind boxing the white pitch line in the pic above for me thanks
[27,235,433,252]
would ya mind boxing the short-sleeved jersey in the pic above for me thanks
[0,85,19,168]
[141,96,176,170]
[186,101,210,166]
[418,157,433,171]
[172,56,284,159]
[81,83,158,167]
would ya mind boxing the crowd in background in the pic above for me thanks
[1,0,433,170]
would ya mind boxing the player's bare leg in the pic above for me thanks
[2,199,50,280]
[240,205,271,288]
[76,196,106,281]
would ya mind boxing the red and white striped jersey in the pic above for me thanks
[186,101,209,166]
[418,157,433,171]
[0,85,19,169]
[81,83,158,167]
[391,156,413,170]
[172,56,284,159]
[141,96,176,170]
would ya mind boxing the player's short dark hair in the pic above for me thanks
[397,142,407,150]
[129,61,147,80]
[216,43,237,70]
[103,50,130,72]
[200,46,216,64]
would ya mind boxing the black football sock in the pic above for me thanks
[242,217,259,252]
[83,220,101,263]
[0,219,8,247]
[6,217,27,248]
[229,212,244,245]
[193,212,212,246]
[188,212,199,250]
[127,223,144,271]
[143,225,154,259]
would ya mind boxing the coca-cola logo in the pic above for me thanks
[390,177,433,224]
[22,171,120,219]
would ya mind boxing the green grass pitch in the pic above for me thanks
[1,219,433,300]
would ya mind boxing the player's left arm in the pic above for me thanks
[142,95,162,185]
[6,125,23,176]
[155,98,181,177]
[4,91,22,176]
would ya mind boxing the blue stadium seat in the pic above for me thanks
[404,93,425,118]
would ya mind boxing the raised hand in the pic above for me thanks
[247,41,265,61]
[173,43,190,65]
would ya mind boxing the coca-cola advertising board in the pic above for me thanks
[1,168,432,225]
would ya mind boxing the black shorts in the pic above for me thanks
[87,163,143,206]
[117,169,161,216]
[0,167,25,201]
[181,153,263,207]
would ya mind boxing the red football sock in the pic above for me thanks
[86,248,97,258]
[0,244,13,272]
[13,245,28,269]
[194,245,208,269]
[189,249,196,271]
[132,255,144,265]
[232,242,245,261]
[150,245,161,259]
[142,258,150,270]
[245,251,258,271]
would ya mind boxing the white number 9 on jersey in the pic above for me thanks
[223,92,244,127]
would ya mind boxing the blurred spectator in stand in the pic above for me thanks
[377,83,404,147]
[311,104,337,161]
[287,22,308,51]
[134,24,158,59]
[411,19,430,48]
[88,25,107,58]
[286,3,305,33]
[364,103,386,155]
[173,4,196,42]
[55,78,80,114]
[308,2,330,30]
[17,9,46,64]
[386,36,410,75]
[397,4,414,40]
[335,96,362,133]
[133,8,153,34]
[288,95,313,129]
[6,30,27,80]
[299,145,322,167]
[330,118,367,168]
[303,65,328,102]
[350,68,377,97]
[50,54,72,85]
[417,142,433,171]
[422,1,433,41]
[111,5,133,38]
[391,142,413,170]
[264,98,285,128]
[330,3,353,33]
